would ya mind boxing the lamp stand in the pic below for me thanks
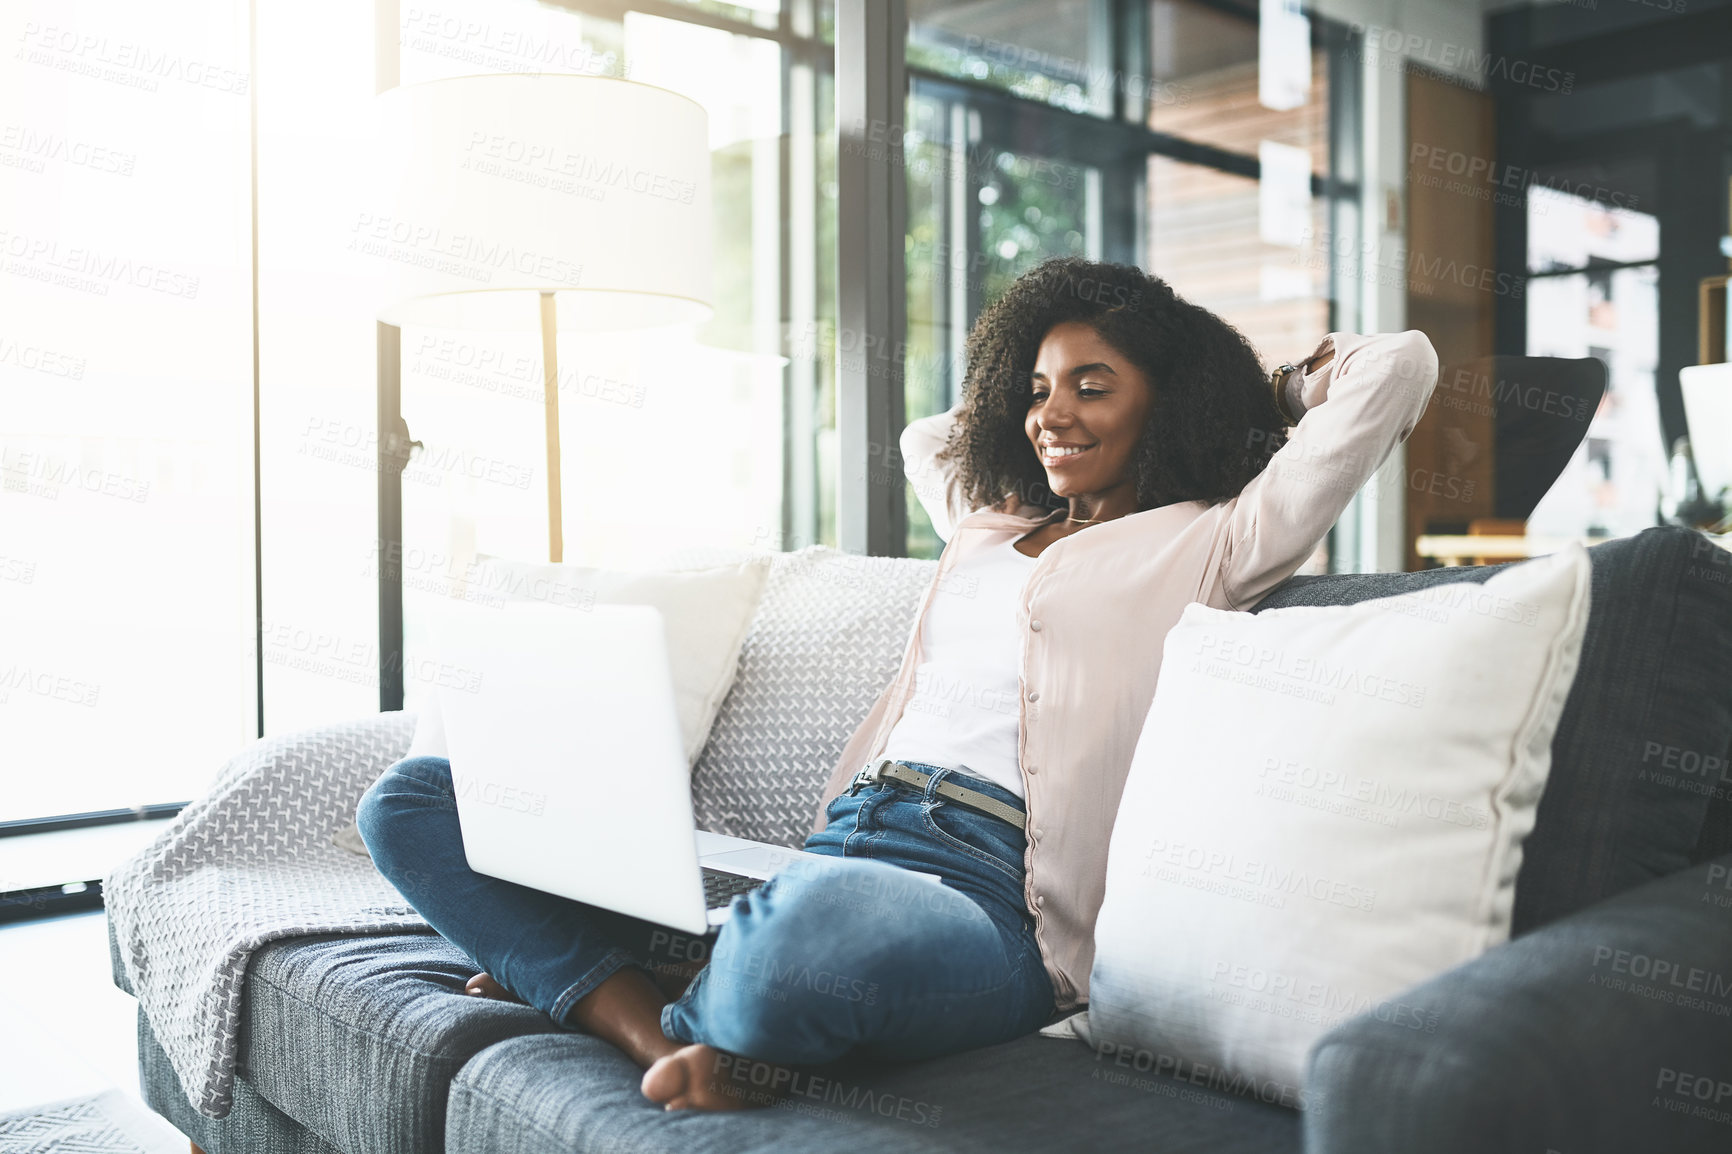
[540,291,563,563]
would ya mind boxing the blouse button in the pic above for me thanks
[1035,894,1045,907]
[1027,690,1040,702]
[1029,619,1043,631]
[1025,764,1038,776]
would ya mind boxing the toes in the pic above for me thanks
[464,973,520,1002]
[641,1055,687,1106]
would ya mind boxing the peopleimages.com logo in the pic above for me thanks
[451,769,546,817]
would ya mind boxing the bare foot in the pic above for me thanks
[472,964,791,1112]
[465,972,524,1003]
[642,1043,800,1111]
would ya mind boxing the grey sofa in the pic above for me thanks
[109,526,1732,1153]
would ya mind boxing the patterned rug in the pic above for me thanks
[0,1088,185,1154]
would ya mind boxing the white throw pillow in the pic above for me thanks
[1084,544,1592,1103]
[405,554,771,768]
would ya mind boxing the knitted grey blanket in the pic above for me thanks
[102,712,427,1120]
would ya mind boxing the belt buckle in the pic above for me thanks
[850,757,903,796]
[848,759,883,795]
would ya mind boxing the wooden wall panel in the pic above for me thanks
[1404,68,1498,570]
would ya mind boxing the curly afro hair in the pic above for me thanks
[942,256,1290,517]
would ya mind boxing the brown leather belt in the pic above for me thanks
[847,758,1027,831]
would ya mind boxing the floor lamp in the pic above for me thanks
[369,73,713,563]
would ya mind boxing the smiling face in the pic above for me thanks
[1024,320,1156,503]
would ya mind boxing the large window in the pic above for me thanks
[0,0,257,821]
[255,0,403,734]
[1524,185,1665,539]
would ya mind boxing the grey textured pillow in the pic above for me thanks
[689,546,937,849]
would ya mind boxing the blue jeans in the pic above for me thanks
[356,756,1057,1067]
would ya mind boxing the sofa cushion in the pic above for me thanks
[1252,526,1732,934]
[689,547,939,849]
[445,1030,1303,1154]
[236,931,564,1154]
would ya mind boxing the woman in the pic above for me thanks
[358,256,1438,1113]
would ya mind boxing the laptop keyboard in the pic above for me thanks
[702,867,767,909]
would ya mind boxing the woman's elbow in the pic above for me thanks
[1388,331,1440,440]
[1351,329,1436,385]
[1390,330,1439,389]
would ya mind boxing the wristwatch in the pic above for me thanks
[1270,362,1305,426]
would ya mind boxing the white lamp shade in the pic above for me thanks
[364,73,712,332]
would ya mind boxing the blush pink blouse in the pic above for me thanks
[807,329,1441,1015]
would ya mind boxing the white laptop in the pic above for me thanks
[1680,363,1732,503]
[432,597,942,936]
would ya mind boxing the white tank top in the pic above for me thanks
[878,535,1039,799]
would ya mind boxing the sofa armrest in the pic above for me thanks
[102,712,418,992]
[104,713,418,995]
[1305,853,1732,1153]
